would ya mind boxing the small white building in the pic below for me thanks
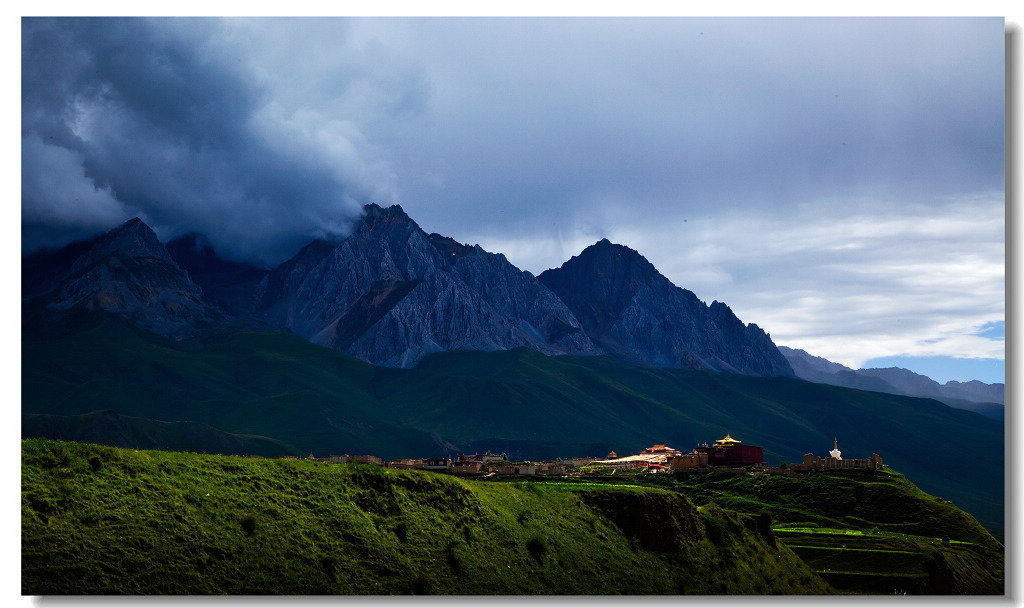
[829,437,842,460]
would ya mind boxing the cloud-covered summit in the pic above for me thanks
[22,18,405,266]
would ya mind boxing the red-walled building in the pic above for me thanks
[693,434,764,466]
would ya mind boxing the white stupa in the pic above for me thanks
[829,437,842,460]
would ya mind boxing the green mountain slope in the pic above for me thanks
[21,321,1003,540]
[22,439,832,595]
[643,469,1003,594]
[22,409,296,456]
[661,468,999,546]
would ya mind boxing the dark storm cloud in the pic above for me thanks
[21,17,400,265]
[22,17,1003,265]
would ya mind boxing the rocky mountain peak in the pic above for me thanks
[539,239,794,377]
[68,217,171,274]
[539,239,665,326]
[569,239,660,281]
[27,218,218,340]
[254,203,601,367]
[359,203,415,233]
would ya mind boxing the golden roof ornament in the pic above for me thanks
[716,434,742,445]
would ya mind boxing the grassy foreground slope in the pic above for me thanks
[22,439,831,595]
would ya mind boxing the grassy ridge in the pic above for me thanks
[774,531,1003,595]
[21,439,831,595]
[646,468,1004,595]
[21,320,1004,540]
[662,468,999,546]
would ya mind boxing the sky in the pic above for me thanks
[19,15,1008,384]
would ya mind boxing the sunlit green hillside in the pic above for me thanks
[649,467,1003,595]
[22,439,831,595]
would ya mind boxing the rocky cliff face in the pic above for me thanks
[538,239,794,377]
[24,218,218,340]
[255,204,602,367]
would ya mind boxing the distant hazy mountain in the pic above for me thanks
[539,239,794,377]
[778,346,1003,419]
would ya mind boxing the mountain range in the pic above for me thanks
[25,204,1003,407]
[25,204,795,377]
[778,346,1004,420]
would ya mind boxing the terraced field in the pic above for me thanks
[774,528,1003,595]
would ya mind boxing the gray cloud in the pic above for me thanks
[21,131,127,248]
[373,18,1003,239]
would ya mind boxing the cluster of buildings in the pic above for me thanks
[281,434,882,477]
[284,450,586,476]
